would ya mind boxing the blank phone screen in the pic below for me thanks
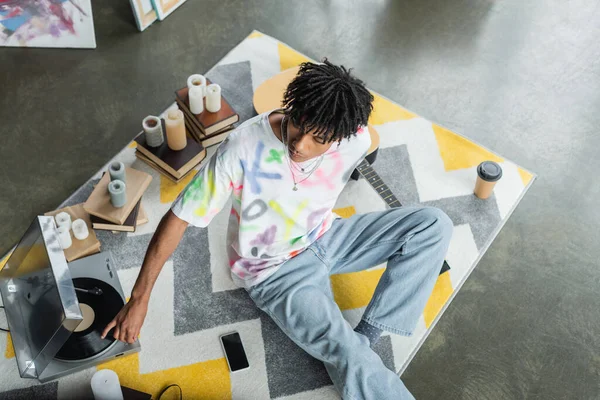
[221,332,249,371]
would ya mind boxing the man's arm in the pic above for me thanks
[101,210,188,343]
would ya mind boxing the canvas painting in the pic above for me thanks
[151,0,187,21]
[0,0,96,48]
[130,0,157,32]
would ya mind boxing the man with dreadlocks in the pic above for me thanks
[103,60,453,399]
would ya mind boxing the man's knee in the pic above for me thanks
[415,207,453,242]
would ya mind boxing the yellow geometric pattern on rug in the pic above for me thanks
[248,31,264,39]
[369,93,416,125]
[5,334,14,359]
[518,167,534,186]
[159,173,196,203]
[278,43,311,72]
[330,205,385,310]
[423,272,453,328]
[128,141,137,149]
[0,252,10,270]
[99,354,231,400]
[331,268,385,311]
[432,124,504,171]
[333,206,356,219]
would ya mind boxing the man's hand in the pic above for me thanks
[101,298,148,344]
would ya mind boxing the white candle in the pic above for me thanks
[189,86,204,115]
[206,84,221,113]
[72,219,89,240]
[55,212,72,230]
[187,74,206,96]
[142,115,164,147]
[91,369,123,400]
[57,225,72,250]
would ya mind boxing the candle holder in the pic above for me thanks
[109,162,126,183]
[108,180,127,208]
[72,219,90,240]
[142,115,164,147]
[187,74,206,96]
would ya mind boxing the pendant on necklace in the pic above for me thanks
[301,168,305,172]
[293,185,298,191]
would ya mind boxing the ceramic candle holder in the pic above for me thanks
[57,225,72,250]
[108,180,127,208]
[72,219,89,240]
[142,115,164,147]
[109,162,126,183]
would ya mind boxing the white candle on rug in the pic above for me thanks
[187,74,206,96]
[206,84,221,113]
[189,86,204,115]
[91,369,123,400]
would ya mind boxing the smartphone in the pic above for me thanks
[220,332,250,372]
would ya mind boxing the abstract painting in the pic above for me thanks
[150,0,187,21]
[129,0,157,32]
[0,0,96,48]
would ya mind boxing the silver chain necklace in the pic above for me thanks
[281,116,324,191]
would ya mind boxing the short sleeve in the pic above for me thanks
[171,141,234,227]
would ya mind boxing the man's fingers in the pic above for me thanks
[112,326,121,341]
[101,320,117,339]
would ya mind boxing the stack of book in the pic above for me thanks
[84,168,152,233]
[175,79,239,148]
[134,119,207,183]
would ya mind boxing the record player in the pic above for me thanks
[0,216,140,383]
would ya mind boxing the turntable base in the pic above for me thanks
[38,252,140,383]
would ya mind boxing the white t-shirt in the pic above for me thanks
[171,111,371,287]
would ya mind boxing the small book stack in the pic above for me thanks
[134,119,207,183]
[175,80,239,148]
[84,168,152,233]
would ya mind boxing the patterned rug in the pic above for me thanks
[0,31,536,399]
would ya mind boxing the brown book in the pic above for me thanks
[45,204,101,262]
[91,199,142,232]
[84,167,152,225]
[135,150,198,183]
[201,126,234,148]
[175,82,239,135]
[135,123,206,179]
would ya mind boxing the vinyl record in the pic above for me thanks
[54,278,124,361]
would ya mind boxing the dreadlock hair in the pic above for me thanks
[282,58,374,143]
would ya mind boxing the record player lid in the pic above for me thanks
[0,216,82,379]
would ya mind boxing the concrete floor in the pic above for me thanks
[1,0,599,398]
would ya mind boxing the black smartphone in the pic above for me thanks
[220,332,250,372]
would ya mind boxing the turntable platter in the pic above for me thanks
[54,278,124,361]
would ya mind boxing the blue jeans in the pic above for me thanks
[247,206,453,399]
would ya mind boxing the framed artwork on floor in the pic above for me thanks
[151,0,188,21]
[0,0,96,48]
[130,0,158,31]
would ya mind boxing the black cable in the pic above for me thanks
[0,306,9,332]
[157,383,182,400]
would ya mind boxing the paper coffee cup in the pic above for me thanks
[474,161,502,199]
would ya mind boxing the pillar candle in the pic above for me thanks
[189,86,204,114]
[108,180,127,208]
[72,219,89,240]
[206,84,222,113]
[55,212,72,230]
[142,116,164,147]
[57,225,72,250]
[165,109,187,151]
[91,369,123,400]
[187,74,206,96]
[109,162,126,183]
